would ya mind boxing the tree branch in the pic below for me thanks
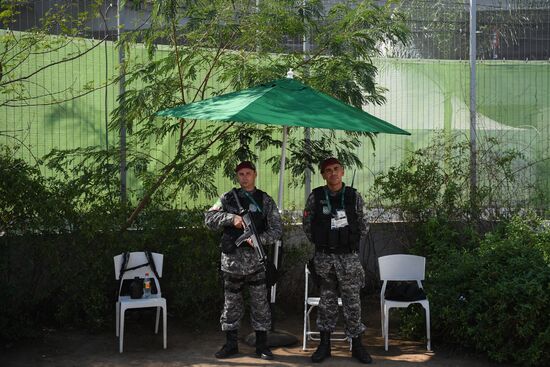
[0,36,107,87]
[123,122,235,230]
[0,132,40,164]
[171,18,187,105]
[1,78,118,107]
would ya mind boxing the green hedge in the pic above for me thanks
[0,149,312,342]
[1,227,313,342]
[0,224,223,341]
[401,216,550,366]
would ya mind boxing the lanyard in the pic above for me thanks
[324,184,346,214]
[243,190,262,213]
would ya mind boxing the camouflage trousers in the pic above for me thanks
[314,252,366,338]
[220,270,271,331]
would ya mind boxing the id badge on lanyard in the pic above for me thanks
[331,209,348,229]
[325,186,348,229]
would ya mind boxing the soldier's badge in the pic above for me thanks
[249,203,257,212]
[322,206,330,215]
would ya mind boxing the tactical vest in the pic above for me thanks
[221,188,267,254]
[310,185,360,253]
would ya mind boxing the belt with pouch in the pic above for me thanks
[315,247,357,255]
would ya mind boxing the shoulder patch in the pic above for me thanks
[208,198,223,211]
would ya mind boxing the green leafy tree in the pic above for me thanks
[370,132,537,224]
[108,0,408,227]
[0,0,117,159]
[0,0,114,106]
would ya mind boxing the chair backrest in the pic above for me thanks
[378,254,425,281]
[114,252,164,296]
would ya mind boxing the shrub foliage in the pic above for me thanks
[425,216,550,366]
[370,134,550,366]
[1,149,311,341]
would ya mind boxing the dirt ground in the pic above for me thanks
[2,297,510,367]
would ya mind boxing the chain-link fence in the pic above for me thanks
[1,0,549,213]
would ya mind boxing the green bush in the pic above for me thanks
[0,146,226,340]
[370,135,549,366]
[370,133,537,224]
[0,224,225,341]
[1,221,313,342]
[405,216,550,366]
[0,148,308,342]
[0,147,72,234]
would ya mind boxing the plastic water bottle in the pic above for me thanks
[143,272,151,298]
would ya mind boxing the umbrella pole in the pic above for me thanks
[271,125,287,303]
[276,126,287,210]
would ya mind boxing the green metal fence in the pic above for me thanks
[2,0,549,212]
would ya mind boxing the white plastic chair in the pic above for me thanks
[378,254,431,351]
[302,264,351,350]
[114,252,167,353]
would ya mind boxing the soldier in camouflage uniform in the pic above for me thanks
[303,157,372,364]
[205,161,282,360]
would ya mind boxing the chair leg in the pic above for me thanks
[384,305,390,351]
[303,304,308,350]
[116,302,120,337]
[380,300,384,338]
[162,305,167,349]
[306,307,314,343]
[155,306,160,334]
[119,306,125,353]
[424,303,431,351]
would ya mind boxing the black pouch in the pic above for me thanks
[121,277,159,298]
[384,281,427,302]
[221,233,237,254]
[265,261,279,287]
[129,277,144,299]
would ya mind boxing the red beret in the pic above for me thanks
[319,157,342,172]
[235,161,256,172]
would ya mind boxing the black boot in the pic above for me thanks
[215,330,239,359]
[255,330,274,360]
[311,331,331,363]
[351,335,372,364]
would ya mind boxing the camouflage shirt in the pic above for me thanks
[302,184,368,244]
[205,187,283,275]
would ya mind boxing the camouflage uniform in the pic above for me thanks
[303,184,368,338]
[205,188,282,331]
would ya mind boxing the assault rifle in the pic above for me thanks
[235,211,268,269]
[232,189,268,270]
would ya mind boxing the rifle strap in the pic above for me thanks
[145,250,161,281]
[231,188,245,213]
[117,252,130,295]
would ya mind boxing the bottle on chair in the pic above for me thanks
[143,272,151,298]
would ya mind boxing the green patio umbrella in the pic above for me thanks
[158,75,409,220]
[157,76,410,135]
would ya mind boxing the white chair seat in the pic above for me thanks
[118,294,163,303]
[114,252,167,353]
[306,297,343,307]
[378,254,431,352]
